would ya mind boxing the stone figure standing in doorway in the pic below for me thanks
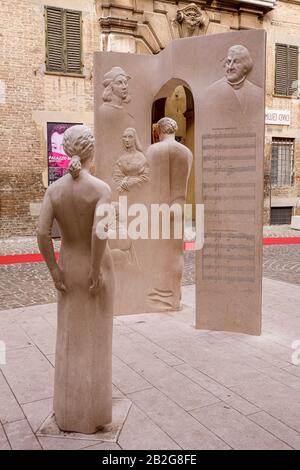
[37,125,114,434]
[146,117,193,311]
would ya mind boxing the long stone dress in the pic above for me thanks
[146,138,192,311]
[38,171,114,434]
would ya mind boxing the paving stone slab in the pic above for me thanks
[114,335,219,411]
[249,411,300,450]
[175,364,260,415]
[231,377,300,433]
[37,398,132,443]
[118,404,180,450]
[1,346,54,404]
[0,424,10,450]
[112,355,152,395]
[191,402,291,450]
[4,419,41,450]
[128,388,230,450]
[22,398,53,433]
[0,372,25,424]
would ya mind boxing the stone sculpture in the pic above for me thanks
[108,201,140,269]
[37,125,114,434]
[94,29,265,334]
[197,38,265,335]
[112,128,149,193]
[107,201,141,314]
[202,44,263,126]
[102,66,131,109]
[146,117,193,311]
[175,3,205,37]
[96,66,135,184]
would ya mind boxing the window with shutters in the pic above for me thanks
[275,44,298,96]
[45,6,82,75]
[271,138,294,187]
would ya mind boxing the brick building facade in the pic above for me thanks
[1,0,300,236]
[1,0,98,237]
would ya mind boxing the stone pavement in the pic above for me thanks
[1,246,299,310]
[263,225,300,238]
[263,245,300,286]
[0,225,298,257]
[1,226,300,309]
[0,279,300,450]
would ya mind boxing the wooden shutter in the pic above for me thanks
[65,10,82,74]
[45,7,64,72]
[275,44,288,95]
[288,45,298,96]
[275,44,298,96]
[45,7,82,75]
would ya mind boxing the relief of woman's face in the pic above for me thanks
[122,130,135,150]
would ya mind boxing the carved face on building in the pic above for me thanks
[225,45,253,84]
[176,5,204,34]
[184,9,202,30]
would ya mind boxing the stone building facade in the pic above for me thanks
[1,0,300,236]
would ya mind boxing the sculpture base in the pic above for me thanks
[37,398,131,442]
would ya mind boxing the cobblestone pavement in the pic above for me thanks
[263,245,300,286]
[1,225,298,256]
[1,229,300,310]
[263,225,300,238]
[0,263,57,310]
[0,236,61,256]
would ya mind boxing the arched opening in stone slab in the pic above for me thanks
[151,83,195,220]
[151,81,196,297]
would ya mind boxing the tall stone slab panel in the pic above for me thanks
[94,29,266,334]
[196,34,266,335]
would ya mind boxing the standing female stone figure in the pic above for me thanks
[37,125,114,434]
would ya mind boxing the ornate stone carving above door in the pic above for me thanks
[97,1,267,54]
[174,3,207,38]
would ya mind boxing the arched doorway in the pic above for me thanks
[152,85,195,220]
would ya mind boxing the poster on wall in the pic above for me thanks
[47,122,82,185]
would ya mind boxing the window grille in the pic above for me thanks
[270,207,293,225]
[271,138,294,187]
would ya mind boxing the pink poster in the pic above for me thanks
[47,122,81,185]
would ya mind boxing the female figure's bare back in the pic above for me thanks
[38,126,114,434]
